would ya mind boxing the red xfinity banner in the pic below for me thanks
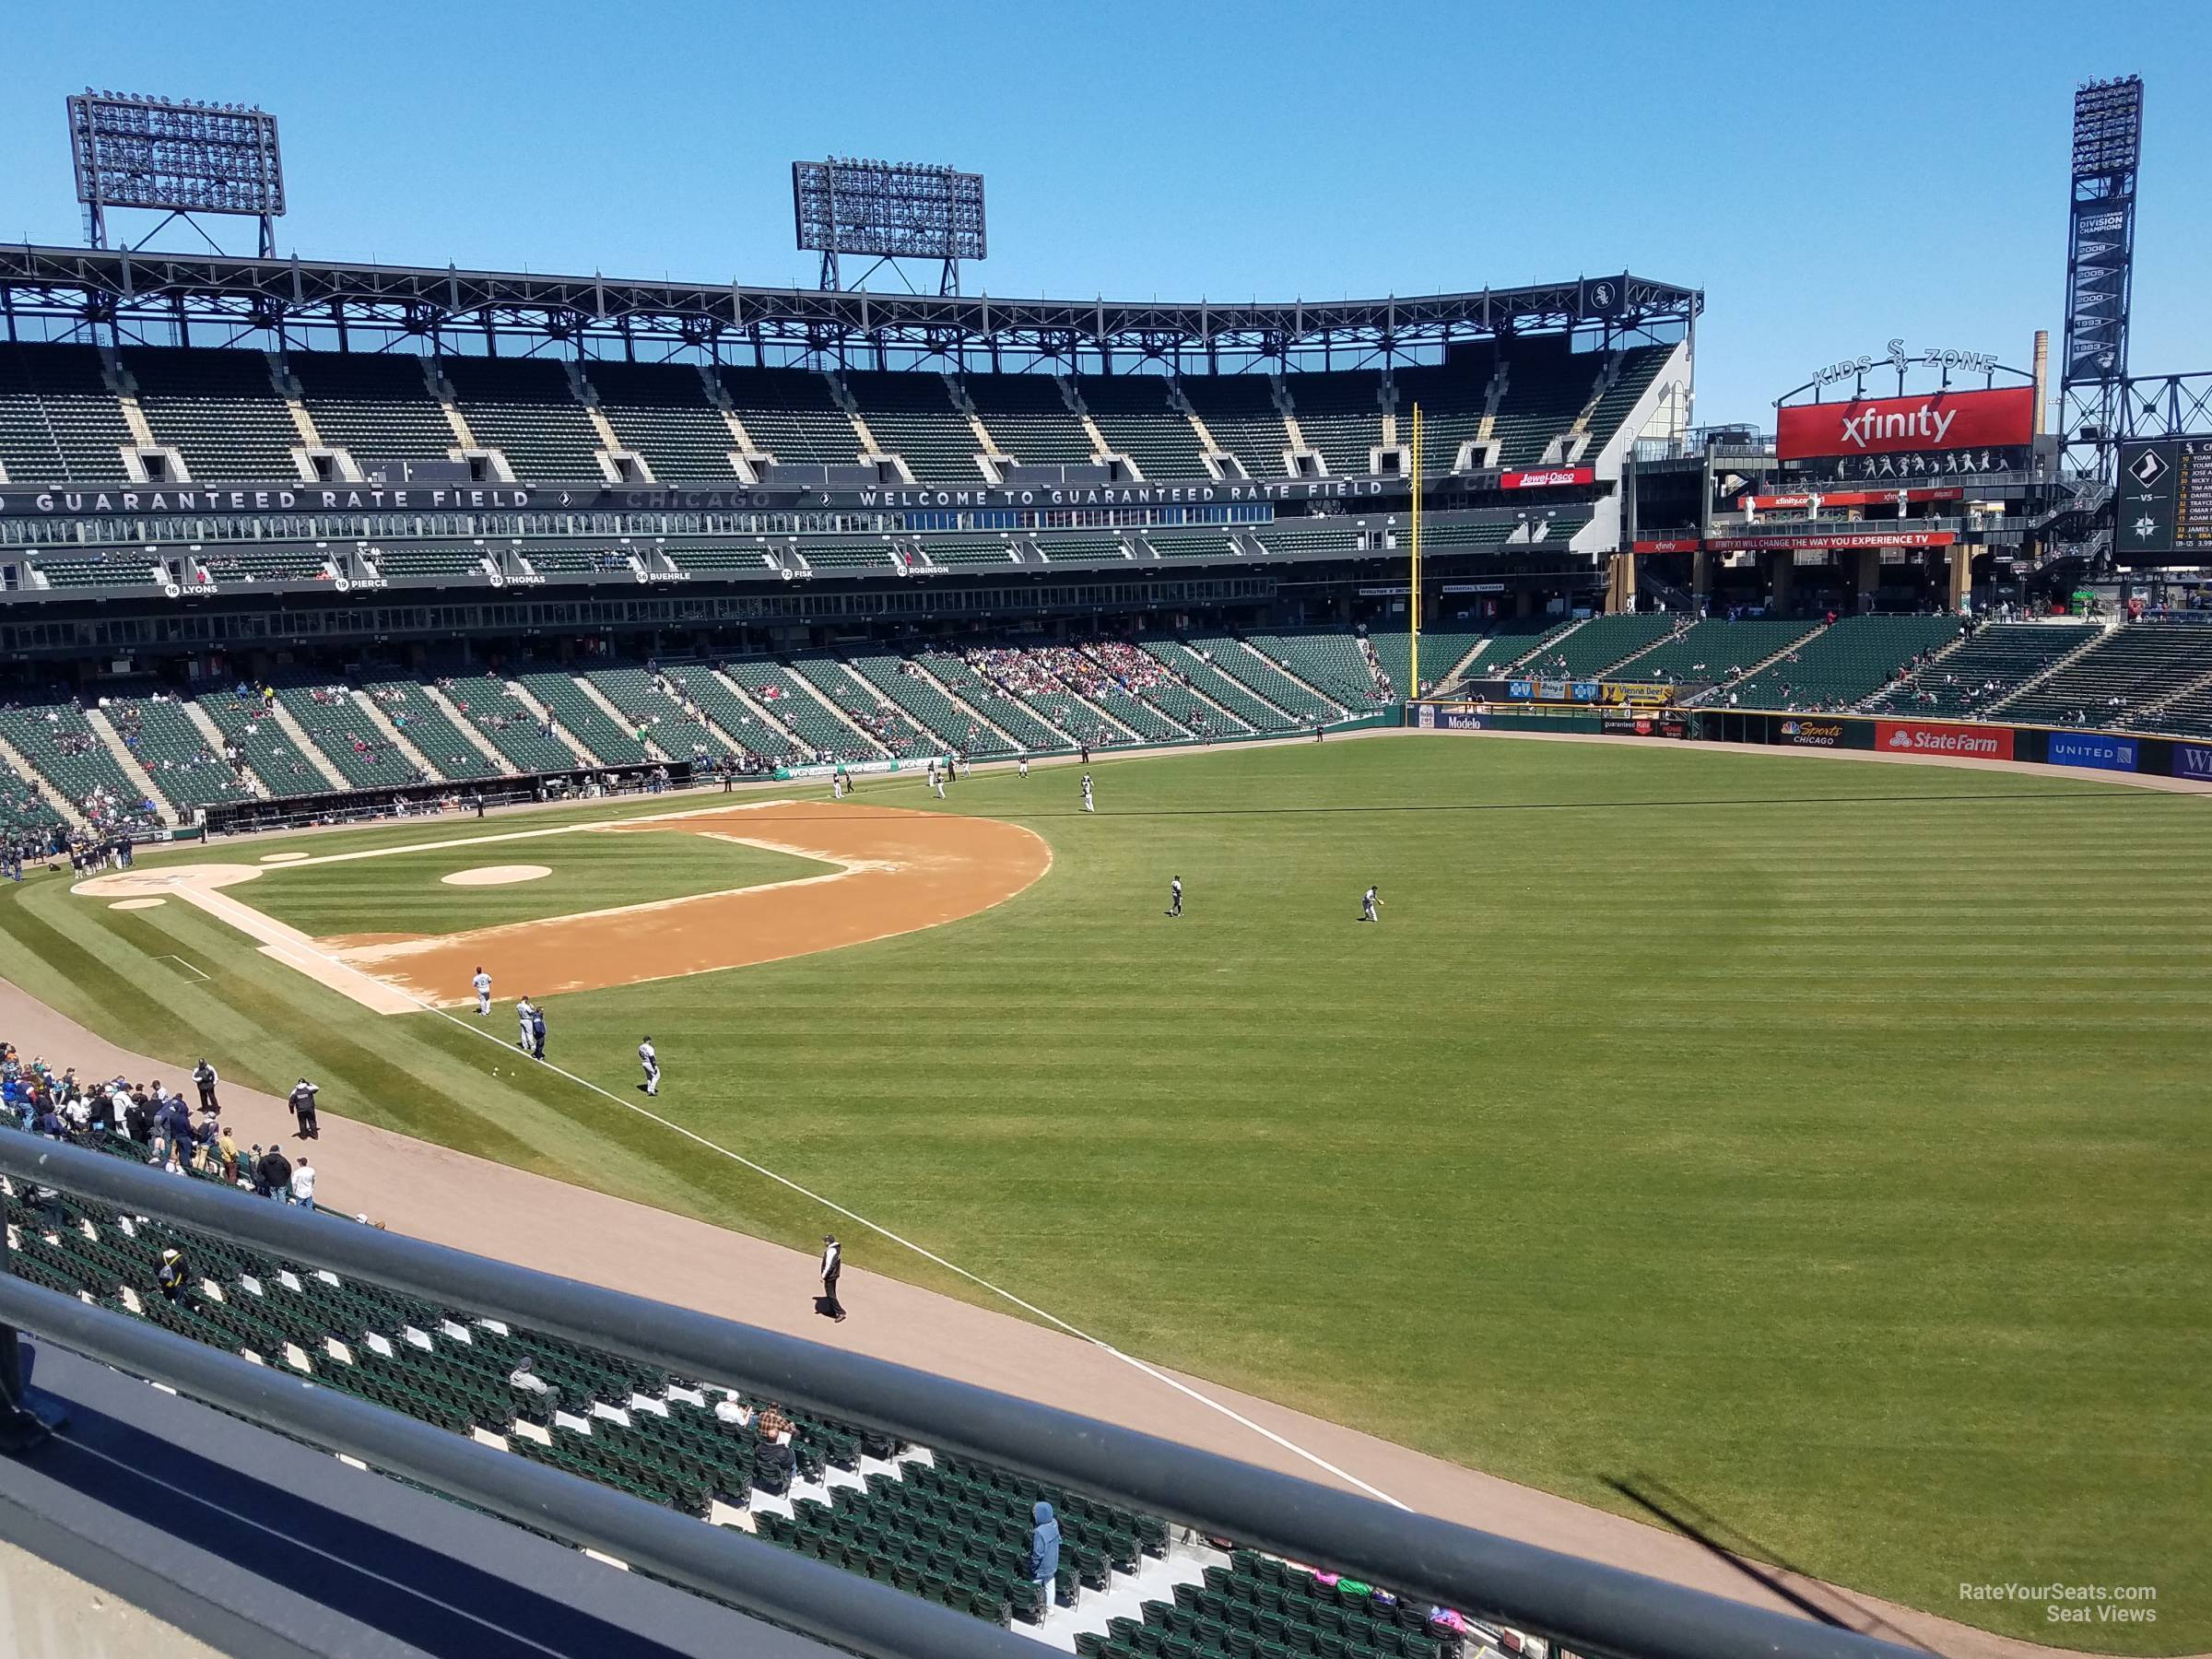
[1875,719,2015,760]
[1500,467,1594,489]
[1776,387,2035,460]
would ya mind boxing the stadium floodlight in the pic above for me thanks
[66,89,286,256]
[792,157,986,295]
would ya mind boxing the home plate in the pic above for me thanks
[441,865,553,887]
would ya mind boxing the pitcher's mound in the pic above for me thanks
[441,865,552,888]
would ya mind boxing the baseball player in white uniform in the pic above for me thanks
[516,996,535,1052]
[1080,773,1094,813]
[473,965,492,1016]
[1360,886,1382,924]
[932,767,947,800]
[1017,757,1029,780]
[639,1037,660,1097]
[1167,877,1182,918]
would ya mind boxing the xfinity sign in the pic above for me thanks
[1775,387,2036,462]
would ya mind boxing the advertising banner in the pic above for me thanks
[1874,719,2014,760]
[2046,732,2139,773]
[1705,529,1956,553]
[2171,742,2212,782]
[1500,467,1595,490]
[773,756,944,781]
[1775,717,1865,749]
[1775,386,2035,461]
[1410,704,1498,732]
[1630,538,1700,554]
[1603,709,1690,739]
[1504,678,1603,703]
[1736,488,1964,511]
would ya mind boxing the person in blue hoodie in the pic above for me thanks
[1028,1500,1061,1603]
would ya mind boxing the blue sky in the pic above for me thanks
[6,0,2206,426]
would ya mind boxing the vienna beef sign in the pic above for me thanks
[1776,387,2035,462]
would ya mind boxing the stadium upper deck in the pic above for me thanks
[0,245,1694,613]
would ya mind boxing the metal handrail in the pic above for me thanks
[0,1274,1018,1659]
[0,1136,1921,1659]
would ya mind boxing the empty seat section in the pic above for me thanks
[723,663,877,761]
[515,673,649,764]
[124,347,299,479]
[438,675,578,771]
[653,664,800,765]
[916,654,1069,750]
[1458,618,1580,677]
[0,344,134,482]
[1999,626,2212,728]
[789,660,937,759]
[1584,344,1675,452]
[1519,614,1677,677]
[27,553,151,590]
[1862,622,2096,718]
[717,368,861,469]
[1284,372,1386,475]
[1032,535,1126,565]
[796,540,898,574]
[912,535,1018,569]
[362,682,501,781]
[1143,532,1237,561]
[1141,642,1299,732]
[964,374,1095,465]
[841,372,981,485]
[1248,633,1388,709]
[292,351,456,462]
[198,545,335,583]
[2,700,164,831]
[101,695,254,814]
[584,360,739,480]
[665,544,777,575]
[1256,524,1360,558]
[1727,615,1963,710]
[195,688,324,795]
[1076,375,1207,481]
[1490,338,1602,467]
[1392,347,1497,472]
[845,656,1016,757]
[1607,618,1815,684]
[369,547,489,581]
[446,359,602,480]
[1180,377,1291,477]
[275,684,424,788]
[1368,627,1488,698]
[1186,636,1337,720]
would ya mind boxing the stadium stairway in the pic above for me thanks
[258,699,351,791]
[900,659,1031,754]
[182,698,271,795]
[0,727,88,831]
[916,654,1075,753]
[348,691,445,780]
[2122,660,2212,735]
[84,707,175,823]
[385,682,517,779]
[684,665,808,764]
[1982,623,2122,719]
[576,676,677,761]
[498,678,605,769]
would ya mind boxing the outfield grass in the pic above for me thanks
[3,735,2206,1651]
[241,824,828,935]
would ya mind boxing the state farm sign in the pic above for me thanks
[1776,387,2034,461]
[1874,719,2014,760]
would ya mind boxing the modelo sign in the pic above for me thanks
[1776,386,2035,461]
[2047,732,2138,773]
[1875,718,2013,760]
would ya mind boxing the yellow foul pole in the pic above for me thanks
[1409,404,1423,700]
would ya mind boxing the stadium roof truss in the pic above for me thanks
[0,244,1699,372]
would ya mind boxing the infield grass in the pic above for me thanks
[241,823,828,935]
[2,734,2206,1651]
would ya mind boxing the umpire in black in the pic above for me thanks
[288,1077,322,1141]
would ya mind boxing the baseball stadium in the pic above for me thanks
[0,45,2203,1659]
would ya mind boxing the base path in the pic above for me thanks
[76,801,1052,1011]
[0,980,2173,1659]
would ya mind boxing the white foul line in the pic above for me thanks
[180,878,1408,1509]
[161,954,213,982]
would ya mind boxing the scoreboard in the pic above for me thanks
[2116,439,2212,564]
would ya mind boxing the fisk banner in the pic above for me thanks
[1875,719,2014,760]
[1776,387,2035,461]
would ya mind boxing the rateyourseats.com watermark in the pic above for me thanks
[1959,1583,2159,1627]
